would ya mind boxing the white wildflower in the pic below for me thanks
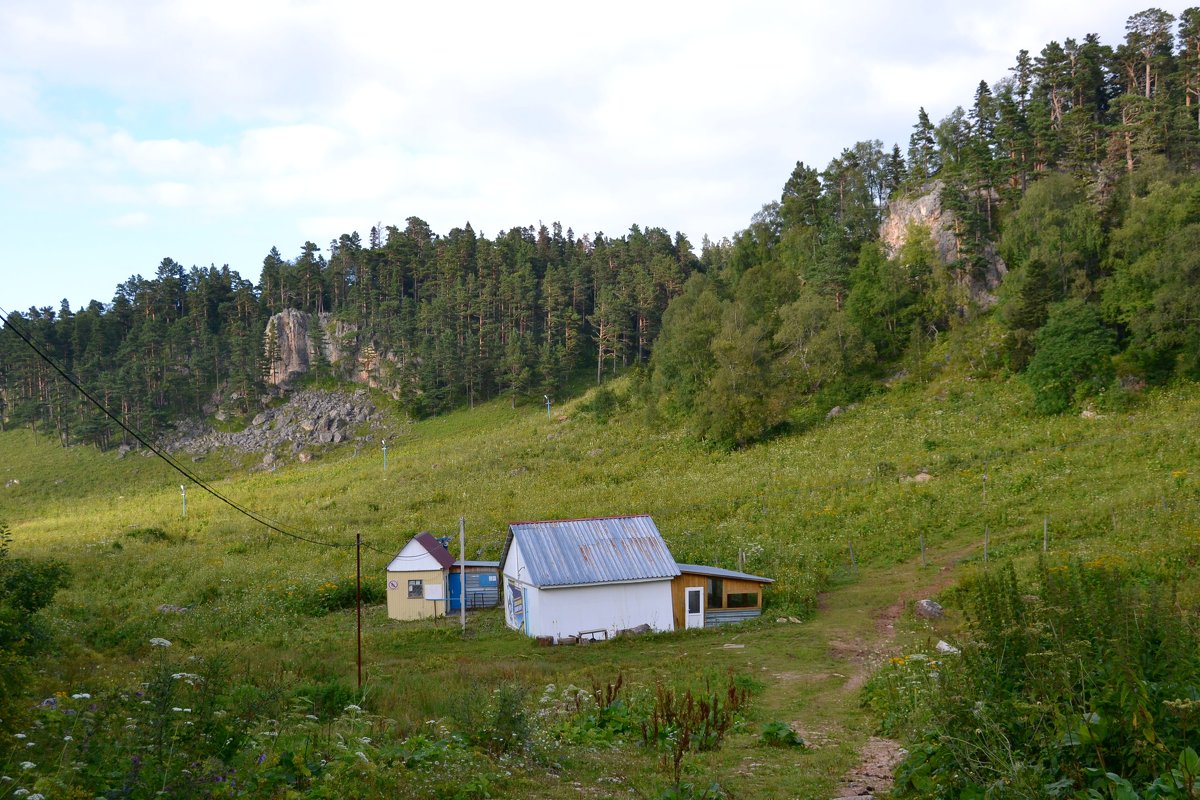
[356,751,369,763]
[305,714,319,720]
[28,793,44,800]
[14,733,25,739]
[63,735,73,741]
[171,673,202,684]
[343,704,362,713]
[149,637,172,647]
[19,761,35,769]
[71,693,91,700]
[172,707,183,712]
[359,737,371,744]
[13,789,30,797]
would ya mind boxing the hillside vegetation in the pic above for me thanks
[2,358,1199,796]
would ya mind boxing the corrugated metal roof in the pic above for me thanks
[504,515,680,587]
[675,563,774,584]
[453,560,500,568]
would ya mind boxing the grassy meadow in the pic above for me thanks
[3,365,1200,797]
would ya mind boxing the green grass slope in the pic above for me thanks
[2,370,1199,796]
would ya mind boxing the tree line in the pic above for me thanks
[647,7,1200,445]
[0,222,698,446]
[4,7,1200,448]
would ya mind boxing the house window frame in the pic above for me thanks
[726,592,759,609]
[407,579,424,599]
[707,577,723,609]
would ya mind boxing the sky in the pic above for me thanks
[0,0,1149,314]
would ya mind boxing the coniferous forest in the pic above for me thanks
[4,8,1200,447]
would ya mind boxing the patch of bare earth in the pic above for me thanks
[832,737,907,799]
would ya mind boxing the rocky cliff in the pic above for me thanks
[879,181,1007,307]
[264,309,365,387]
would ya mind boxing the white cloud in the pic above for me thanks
[110,211,150,227]
[0,0,1163,311]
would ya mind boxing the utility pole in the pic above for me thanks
[459,516,466,632]
[180,484,187,517]
[356,533,363,692]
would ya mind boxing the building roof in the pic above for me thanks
[453,560,500,568]
[675,563,774,584]
[501,515,680,588]
[411,531,456,570]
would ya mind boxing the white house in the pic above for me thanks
[499,515,680,641]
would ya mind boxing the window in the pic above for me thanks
[727,592,758,608]
[707,578,723,609]
[408,579,423,599]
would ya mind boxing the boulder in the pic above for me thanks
[914,599,944,619]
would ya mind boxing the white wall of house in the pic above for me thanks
[534,580,674,640]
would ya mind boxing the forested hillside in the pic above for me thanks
[4,7,1200,448]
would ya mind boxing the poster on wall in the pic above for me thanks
[508,584,525,632]
[424,583,445,601]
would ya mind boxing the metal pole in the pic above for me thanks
[544,395,552,420]
[381,440,387,471]
[459,517,466,632]
[180,484,187,517]
[356,533,363,691]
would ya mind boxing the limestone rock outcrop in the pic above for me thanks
[879,181,1007,307]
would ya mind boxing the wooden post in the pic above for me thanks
[984,526,989,564]
[1043,517,1048,553]
[848,540,857,574]
[356,533,362,691]
[920,533,926,568]
[459,516,466,633]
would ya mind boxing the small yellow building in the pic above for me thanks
[385,532,456,620]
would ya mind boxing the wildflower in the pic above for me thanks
[63,735,73,741]
[19,762,35,770]
[257,753,267,765]
[359,736,371,744]
[356,751,369,763]
[14,733,25,739]
[149,637,172,648]
[13,789,30,798]
[344,704,362,713]
[889,656,906,666]
[305,714,319,720]
[28,793,44,800]
[172,707,183,712]
[71,692,91,700]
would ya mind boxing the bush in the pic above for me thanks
[880,558,1200,798]
[1024,300,1116,414]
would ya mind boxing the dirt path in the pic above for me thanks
[827,545,975,799]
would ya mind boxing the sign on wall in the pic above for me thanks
[424,584,445,601]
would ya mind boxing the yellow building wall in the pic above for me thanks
[386,569,447,620]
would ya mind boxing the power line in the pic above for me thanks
[0,306,356,551]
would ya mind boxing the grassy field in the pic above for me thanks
[3,367,1199,797]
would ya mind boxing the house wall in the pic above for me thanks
[386,569,447,620]
[670,574,766,630]
[531,580,674,640]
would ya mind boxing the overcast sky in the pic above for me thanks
[1,0,1148,313]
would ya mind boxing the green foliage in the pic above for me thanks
[880,556,1200,799]
[0,522,69,737]
[1025,300,1116,414]
[759,720,806,748]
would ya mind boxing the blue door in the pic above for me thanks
[448,572,462,611]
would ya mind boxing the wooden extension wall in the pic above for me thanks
[670,574,765,630]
